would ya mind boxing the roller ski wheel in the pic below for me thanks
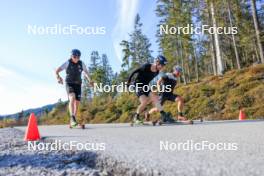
[157,120,163,126]
[152,120,158,126]
[80,124,85,129]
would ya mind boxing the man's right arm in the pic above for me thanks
[127,64,146,84]
[55,61,68,84]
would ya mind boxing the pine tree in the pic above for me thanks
[129,14,153,68]
[119,13,153,84]
[120,40,131,69]
[102,54,114,84]
[89,51,100,72]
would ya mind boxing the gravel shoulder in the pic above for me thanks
[0,128,110,176]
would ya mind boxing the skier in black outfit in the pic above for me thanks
[55,49,93,128]
[127,55,168,123]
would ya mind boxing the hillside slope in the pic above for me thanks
[175,64,264,120]
[40,64,264,125]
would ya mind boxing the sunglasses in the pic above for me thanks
[72,55,80,59]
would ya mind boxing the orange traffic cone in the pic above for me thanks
[24,113,40,141]
[239,109,246,121]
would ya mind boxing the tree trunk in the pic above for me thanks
[193,47,199,82]
[179,39,187,85]
[254,45,260,63]
[186,59,191,83]
[210,34,217,75]
[207,2,217,75]
[210,0,224,75]
[251,0,264,63]
[226,0,241,69]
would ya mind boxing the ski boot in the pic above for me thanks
[131,113,144,126]
[158,112,176,125]
[165,112,176,123]
[69,115,78,128]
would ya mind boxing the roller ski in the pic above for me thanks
[130,113,156,126]
[69,115,85,129]
[158,120,194,126]
[69,123,85,129]
[155,112,193,126]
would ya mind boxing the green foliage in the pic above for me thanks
[39,64,264,124]
[39,101,69,125]
[120,13,153,74]
[200,84,215,97]
[181,64,264,120]
[0,118,16,128]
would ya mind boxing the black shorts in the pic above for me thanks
[66,83,82,101]
[159,93,178,105]
[135,88,150,97]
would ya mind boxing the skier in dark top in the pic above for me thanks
[55,49,93,128]
[146,65,187,122]
[127,55,169,123]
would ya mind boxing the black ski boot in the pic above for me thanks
[165,112,176,123]
[158,112,175,125]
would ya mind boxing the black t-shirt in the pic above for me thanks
[128,63,159,85]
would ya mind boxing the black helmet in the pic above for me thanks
[71,49,81,57]
[156,55,168,65]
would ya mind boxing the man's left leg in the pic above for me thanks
[175,96,187,121]
[73,100,80,117]
[73,84,83,125]
[68,93,78,126]
[146,93,172,122]
[74,100,85,126]
[144,92,159,121]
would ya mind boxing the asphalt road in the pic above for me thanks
[16,120,264,176]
